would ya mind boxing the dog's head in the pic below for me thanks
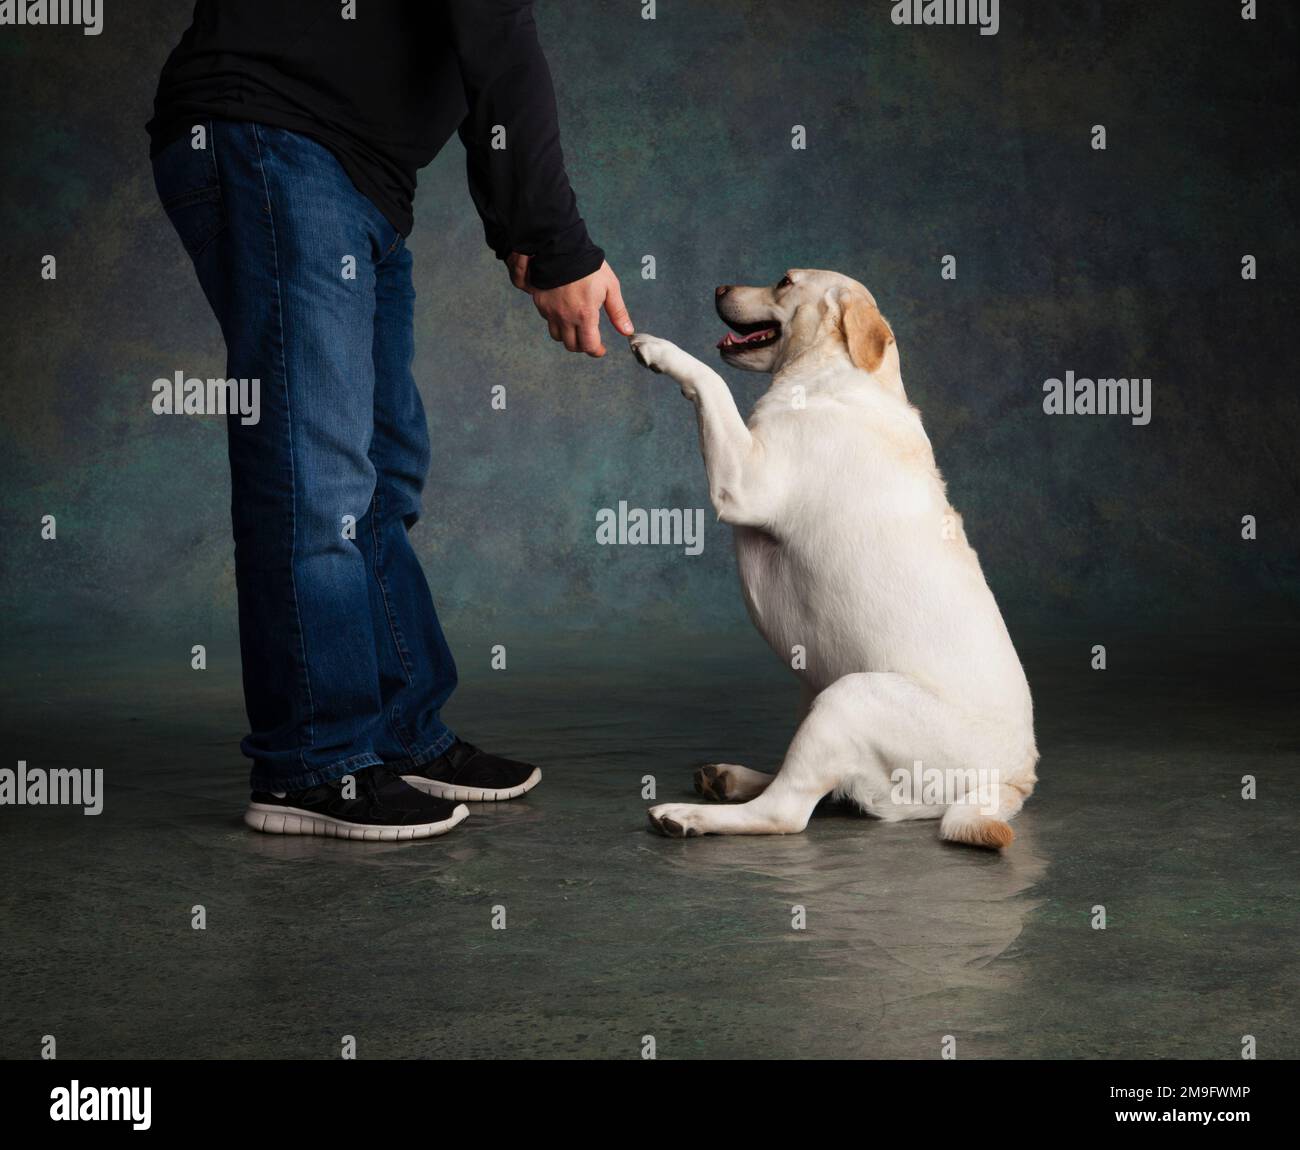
[715,269,902,395]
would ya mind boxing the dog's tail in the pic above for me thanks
[939,779,1033,851]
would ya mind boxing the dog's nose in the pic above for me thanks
[716,284,731,298]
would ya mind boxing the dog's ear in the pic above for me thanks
[840,293,895,374]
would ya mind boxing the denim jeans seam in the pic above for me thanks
[369,488,417,682]
[388,729,456,769]
[250,749,384,794]
[207,117,221,186]
[386,702,419,763]
[377,231,405,264]
[200,119,226,258]
[369,489,421,762]
[250,121,318,769]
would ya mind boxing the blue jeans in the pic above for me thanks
[152,119,458,792]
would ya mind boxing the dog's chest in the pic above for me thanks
[732,526,816,658]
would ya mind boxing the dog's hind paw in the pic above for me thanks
[695,763,736,800]
[694,763,772,802]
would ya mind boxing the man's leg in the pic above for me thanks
[152,118,466,838]
[360,239,542,803]
[215,121,390,790]
[358,239,459,766]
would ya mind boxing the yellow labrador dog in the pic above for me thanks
[629,270,1037,848]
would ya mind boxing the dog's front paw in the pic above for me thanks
[629,332,678,375]
[648,803,708,838]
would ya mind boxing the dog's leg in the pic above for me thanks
[693,683,813,800]
[695,763,773,801]
[650,672,1033,846]
[649,673,878,836]
[629,334,775,526]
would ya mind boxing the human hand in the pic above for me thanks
[508,256,633,357]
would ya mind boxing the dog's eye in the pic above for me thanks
[777,275,793,289]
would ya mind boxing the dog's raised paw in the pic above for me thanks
[629,333,676,374]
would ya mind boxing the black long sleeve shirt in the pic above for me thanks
[146,0,604,289]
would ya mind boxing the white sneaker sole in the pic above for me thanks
[401,766,542,803]
[243,801,469,840]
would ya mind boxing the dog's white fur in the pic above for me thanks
[630,269,1037,848]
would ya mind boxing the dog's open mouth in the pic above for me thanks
[717,317,781,351]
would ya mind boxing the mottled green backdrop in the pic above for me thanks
[1,1,1296,653]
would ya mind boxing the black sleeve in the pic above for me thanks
[448,0,605,290]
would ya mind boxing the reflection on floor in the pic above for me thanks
[1,625,1296,1059]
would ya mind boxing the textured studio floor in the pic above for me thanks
[1,624,1296,1060]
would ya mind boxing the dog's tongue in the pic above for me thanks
[717,327,775,348]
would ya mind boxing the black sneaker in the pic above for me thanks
[399,739,541,802]
[244,764,468,840]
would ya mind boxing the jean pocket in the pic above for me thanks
[152,122,225,260]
